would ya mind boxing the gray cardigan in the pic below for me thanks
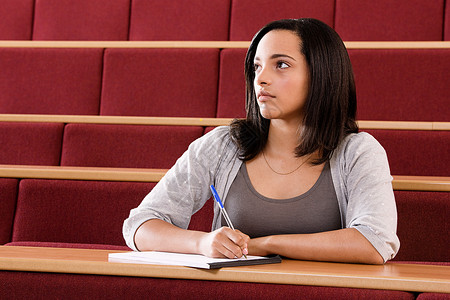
[123,126,400,262]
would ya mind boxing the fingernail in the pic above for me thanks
[243,248,248,255]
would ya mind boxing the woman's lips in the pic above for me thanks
[257,90,275,101]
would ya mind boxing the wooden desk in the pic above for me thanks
[0,246,448,294]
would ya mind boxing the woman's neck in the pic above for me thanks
[266,119,303,157]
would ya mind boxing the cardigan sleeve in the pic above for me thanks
[339,132,400,262]
[122,127,230,251]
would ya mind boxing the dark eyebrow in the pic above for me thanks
[254,54,297,61]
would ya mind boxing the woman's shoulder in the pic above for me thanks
[196,126,231,145]
[203,126,231,139]
[189,126,235,154]
[334,131,387,162]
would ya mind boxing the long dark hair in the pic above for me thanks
[230,18,358,165]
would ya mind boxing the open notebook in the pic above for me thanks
[108,251,282,269]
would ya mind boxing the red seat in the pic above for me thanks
[61,124,203,169]
[218,48,450,122]
[129,0,230,41]
[349,49,450,121]
[0,48,103,115]
[217,49,247,118]
[101,49,219,117]
[0,0,33,40]
[229,0,335,41]
[33,0,130,40]
[0,179,18,244]
[0,270,416,299]
[393,191,450,262]
[188,198,213,233]
[445,2,450,40]
[335,0,445,41]
[364,130,450,176]
[12,179,154,246]
[0,122,63,166]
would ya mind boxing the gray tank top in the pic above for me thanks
[221,161,341,238]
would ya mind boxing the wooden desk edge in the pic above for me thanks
[0,246,449,294]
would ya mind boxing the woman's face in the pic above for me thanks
[253,29,310,123]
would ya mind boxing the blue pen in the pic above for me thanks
[210,184,247,259]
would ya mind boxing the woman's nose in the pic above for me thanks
[255,67,270,86]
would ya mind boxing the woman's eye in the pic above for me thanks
[277,61,289,69]
[253,63,260,71]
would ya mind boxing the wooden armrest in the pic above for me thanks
[392,175,450,192]
[0,41,449,49]
[0,165,449,191]
[0,114,448,130]
[0,165,167,182]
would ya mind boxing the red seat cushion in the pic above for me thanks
[0,48,102,114]
[229,0,335,41]
[364,130,450,176]
[349,49,450,121]
[33,0,130,40]
[12,179,154,246]
[393,191,450,262]
[101,49,219,117]
[129,0,230,41]
[335,0,445,41]
[0,179,18,244]
[0,122,63,166]
[61,124,203,169]
[0,0,33,40]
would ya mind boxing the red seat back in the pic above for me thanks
[33,0,130,40]
[12,179,153,246]
[217,49,247,118]
[0,179,18,244]
[394,191,450,262]
[0,48,103,115]
[335,0,445,41]
[0,122,63,166]
[61,124,203,169]
[129,0,230,41]
[350,49,450,121]
[101,49,219,117]
[0,0,33,40]
[365,130,450,176]
[229,0,335,41]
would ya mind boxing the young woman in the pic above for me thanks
[123,18,399,264]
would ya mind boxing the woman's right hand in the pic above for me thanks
[198,227,249,259]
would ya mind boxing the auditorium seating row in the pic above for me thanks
[1,0,450,41]
[0,122,449,177]
[0,47,449,122]
[0,175,448,264]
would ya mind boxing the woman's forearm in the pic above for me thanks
[134,219,249,258]
[248,228,384,264]
[134,219,205,254]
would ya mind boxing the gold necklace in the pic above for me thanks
[262,150,309,175]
